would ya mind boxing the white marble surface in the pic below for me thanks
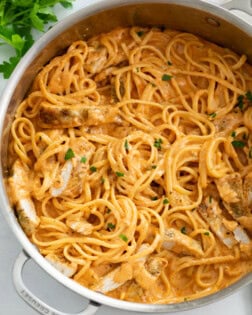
[0,0,251,314]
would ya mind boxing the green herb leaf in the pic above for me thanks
[119,234,128,242]
[90,166,97,172]
[115,171,124,177]
[236,95,244,110]
[101,177,105,184]
[162,74,172,81]
[0,0,74,78]
[167,61,172,65]
[231,140,246,148]
[80,156,87,163]
[124,139,129,152]
[208,112,217,119]
[163,198,169,204]
[151,196,158,201]
[136,31,144,37]
[64,148,75,160]
[181,226,186,234]
[154,138,162,150]
[231,131,236,137]
[245,90,252,102]
[204,231,210,236]
[151,165,157,169]
[209,195,212,204]
[107,222,116,231]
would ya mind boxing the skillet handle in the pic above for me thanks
[222,0,252,15]
[13,251,100,315]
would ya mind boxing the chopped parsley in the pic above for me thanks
[80,156,87,163]
[151,196,158,201]
[162,74,172,81]
[136,67,140,72]
[181,226,187,234]
[231,140,246,148]
[163,198,169,204]
[209,195,212,204]
[115,171,124,177]
[231,131,236,137]
[90,166,97,172]
[107,222,116,231]
[124,139,129,152]
[167,61,173,65]
[101,177,105,184]
[208,112,217,119]
[137,31,144,37]
[119,234,128,242]
[245,90,252,102]
[151,165,157,169]
[64,148,75,160]
[154,138,163,150]
[236,95,244,110]
[204,231,210,236]
[106,208,111,214]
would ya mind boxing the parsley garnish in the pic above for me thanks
[162,74,172,81]
[101,177,105,184]
[64,148,75,160]
[163,198,169,204]
[124,139,129,152]
[236,95,244,110]
[137,31,144,37]
[107,222,116,231]
[115,171,124,177]
[208,112,217,119]
[231,131,236,137]
[119,234,128,242]
[231,140,246,148]
[245,90,252,102]
[151,196,158,201]
[151,165,157,169]
[209,196,212,204]
[167,61,173,65]
[154,138,163,150]
[0,0,74,79]
[181,226,186,234]
[90,166,97,172]
[80,156,87,163]
[204,231,210,236]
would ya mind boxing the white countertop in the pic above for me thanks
[0,1,251,314]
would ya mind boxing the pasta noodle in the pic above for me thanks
[7,26,252,303]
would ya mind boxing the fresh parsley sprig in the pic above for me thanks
[0,0,74,78]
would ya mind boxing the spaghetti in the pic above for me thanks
[7,27,252,303]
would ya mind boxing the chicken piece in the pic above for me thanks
[162,228,203,257]
[51,160,73,197]
[66,213,93,235]
[198,197,250,248]
[213,112,243,137]
[93,244,150,293]
[243,172,252,211]
[238,216,252,233]
[38,102,121,129]
[215,173,247,218]
[45,253,77,277]
[8,159,39,235]
[51,137,95,198]
[134,256,166,290]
